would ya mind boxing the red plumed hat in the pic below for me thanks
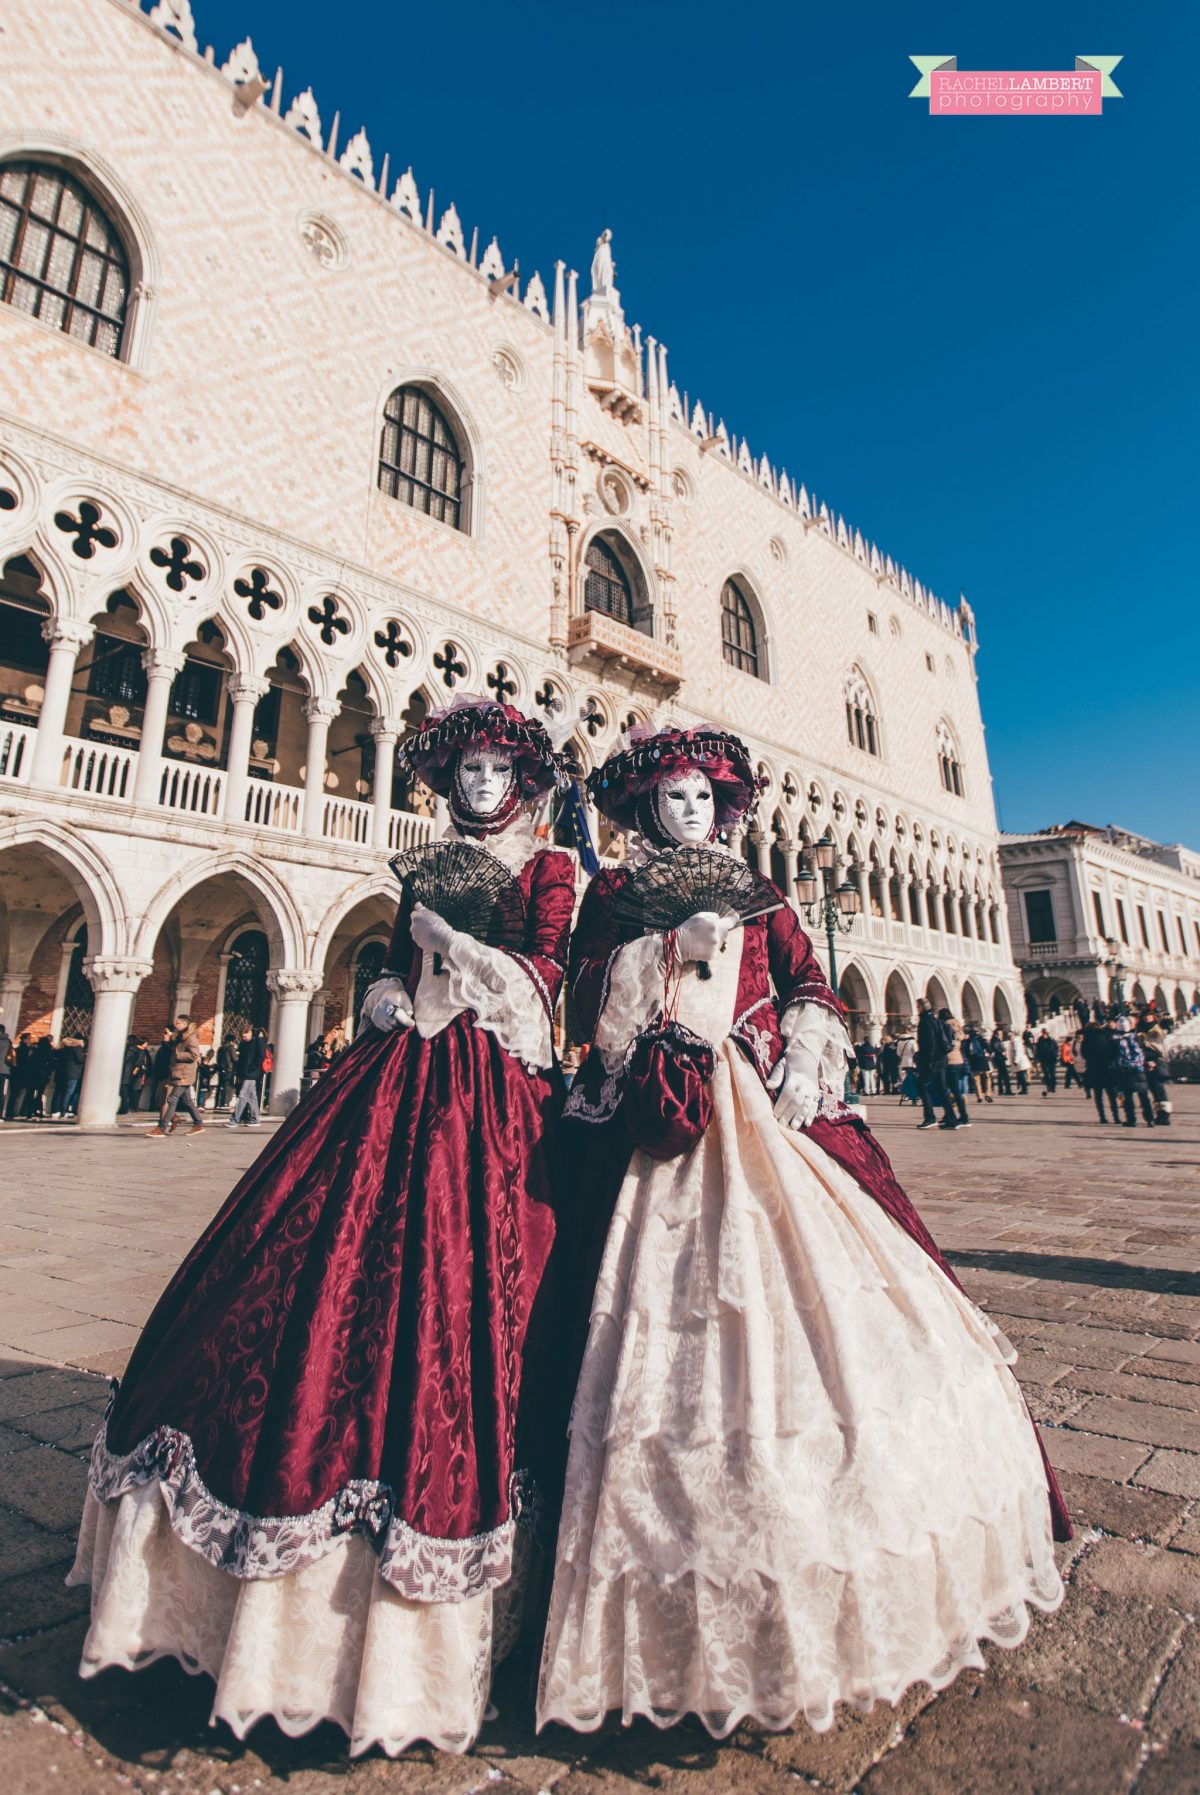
[401,696,575,800]
[588,724,762,831]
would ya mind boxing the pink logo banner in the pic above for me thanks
[909,56,1123,117]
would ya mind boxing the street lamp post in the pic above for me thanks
[794,832,863,1004]
[1104,938,1127,1017]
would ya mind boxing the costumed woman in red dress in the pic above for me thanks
[69,697,577,1756]
[537,724,1069,1739]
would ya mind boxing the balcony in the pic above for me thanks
[567,612,683,687]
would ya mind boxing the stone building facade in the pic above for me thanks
[999,824,1200,1021]
[0,0,1024,1124]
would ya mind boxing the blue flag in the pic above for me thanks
[559,780,600,876]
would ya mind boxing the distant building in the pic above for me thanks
[999,823,1200,1020]
[0,0,1024,1123]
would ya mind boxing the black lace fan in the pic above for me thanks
[612,847,781,978]
[388,841,526,973]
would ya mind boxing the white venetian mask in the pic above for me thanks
[655,768,716,844]
[456,748,515,817]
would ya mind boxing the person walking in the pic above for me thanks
[1035,1031,1059,1097]
[856,1037,879,1096]
[896,1032,919,1105]
[196,1049,215,1109]
[227,1024,266,1128]
[214,1037,237,1109]
[1113,1022,1155,1129]
[879,1036,900,1096]
[1061,1036,1079,1091]
[1142,1035,1172,1126]
[940,1011,972,1128]
[915,997,957,1131]
[989,1028,1013,1096]
[150,1026,174,1113]
[964,1025,994,1103]
[148,1018,205,1139]
[1008,1030,1031,1096]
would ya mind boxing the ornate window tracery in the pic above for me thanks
[720,578,761,678]
[378,386,465,530]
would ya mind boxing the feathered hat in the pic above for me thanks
[588,723,762,831]
[401,695,575,799]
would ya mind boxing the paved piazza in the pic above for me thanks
[0,1091,1198,1795]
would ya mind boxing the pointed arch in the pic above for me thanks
[719,570,770,681]
[374,368,486,536]
[843,664,882,758]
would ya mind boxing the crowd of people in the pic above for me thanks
[850,999,1178,1131]
[0,1016,347,1130]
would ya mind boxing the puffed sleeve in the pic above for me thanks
[568,869,667,1072]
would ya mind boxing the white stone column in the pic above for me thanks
[29,619,93,788]
[750,830,771,877]
[221,674,269,823]
[370,716,402,851]
[77,957,154,1127]
[433,794,451,839]
[265,969,322,1113]
[0,971,30,1034]
[866,1011,886,1046]
[132,647,186,808]
[301,697,340,838]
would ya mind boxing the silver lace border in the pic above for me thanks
[87,1406,539,1603]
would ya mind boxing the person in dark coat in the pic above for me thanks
[1081,1019,1120,1123]
[214,1039,237,1109]
[879,1037,900,1096]
[1034,1031,1059,1096]
[1142,1036,1172,1126]
[226,1025,267,1127]
[915,997,957,1130]
[25,1035,56,1118]
[7,1032,33,1118]
[53,1036,86,1118]
[119,1036,150,1114]
[0,1022,12,1119]
[150,1027,174,1112]
[989,1028,1013,1096]
[148,1018,205,1138]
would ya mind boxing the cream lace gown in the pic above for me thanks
[537,936,1063,1737]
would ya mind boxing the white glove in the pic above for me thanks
[767,1038,821,1130]
[409,904,457,959]
[674,910,738,965]
[362,976,414,1034]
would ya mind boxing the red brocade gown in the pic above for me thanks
[69,830,576,1756]
[536,863,1069,1738]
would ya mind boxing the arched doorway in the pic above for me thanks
[59,923,95,1040]
[993,987,1013,1029]
[925,974,949,1013]
[838,963,870,1043]
[884,969,914,1035]
[313,886,403,1044]
[960,979,984,1027]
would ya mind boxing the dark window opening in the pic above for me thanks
[0,161,129,358]
[378,385,464,529]
[1023,889,1056,944]
[721,579,761,677]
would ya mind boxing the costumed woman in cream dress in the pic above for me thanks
[537,724,1068,1739]
[69,697,577,1755]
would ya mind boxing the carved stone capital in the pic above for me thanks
[227,674,270,706]
[266,968,323,1002]
[303,697,341,725]
[83,957,155,995]
[142,646,187,679]
[370,716,405,741]
[41,617,94,652]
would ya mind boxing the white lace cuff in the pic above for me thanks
[362,977,415,1033]
[413,933,552,1071]
[780,1002,853,1113]
[594,935,667,1075]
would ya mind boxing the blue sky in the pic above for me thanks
[196,0,1198,844]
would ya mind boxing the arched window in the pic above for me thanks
[936,720,964,796]
[584,536,634,627]
[1,161,129,357]
[721,579,761,678]
[843,669,880,757]
[378,386,465,529]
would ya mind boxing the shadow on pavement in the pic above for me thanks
[946,1247,1199,1297]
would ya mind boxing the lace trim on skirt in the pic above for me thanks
[87,1400,539,1603]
